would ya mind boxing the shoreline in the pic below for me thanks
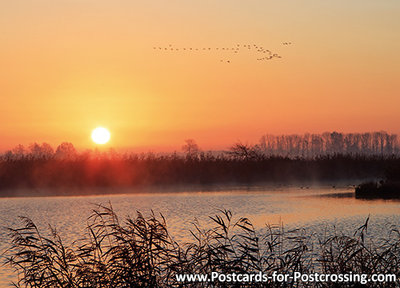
[0,180,361,198]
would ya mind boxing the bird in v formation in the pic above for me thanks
[152,42,292,63]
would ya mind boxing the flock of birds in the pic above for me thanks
[152,42,292,63]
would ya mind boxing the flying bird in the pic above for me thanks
[153,43,284,63]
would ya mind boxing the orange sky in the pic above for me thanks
[1,0,399,152]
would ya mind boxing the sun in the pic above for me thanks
[91,127,111,144]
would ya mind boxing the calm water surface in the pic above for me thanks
[0,186,399,287]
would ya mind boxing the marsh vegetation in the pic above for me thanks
[1,132,400,195]
[356,163,400,199]
[4,204,399,287]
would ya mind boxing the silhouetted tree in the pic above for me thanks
[55,142,77,160]
[182,139,200,158]
[229,142,264,160]
[12,144,25,159]
[28,142,54,160]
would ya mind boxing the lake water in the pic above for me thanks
[0,186,399,287]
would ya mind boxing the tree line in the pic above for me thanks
[258,131,399,158]
[1,131,398,162]
[0,144,399,194]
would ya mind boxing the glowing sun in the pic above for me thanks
[91,127,111,144]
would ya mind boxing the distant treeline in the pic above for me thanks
[1,137,400,193]
[258,131,399,158]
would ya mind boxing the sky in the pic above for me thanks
[0,0,399,152]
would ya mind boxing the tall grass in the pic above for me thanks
[4,205,400,287]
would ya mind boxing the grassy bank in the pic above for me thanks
[355,181,400,199]
[355,164,400,199]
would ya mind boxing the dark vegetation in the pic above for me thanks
[355,163,400,199]
[0,147,398,194]
[4,204,400,287]
[0,132,400,196]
